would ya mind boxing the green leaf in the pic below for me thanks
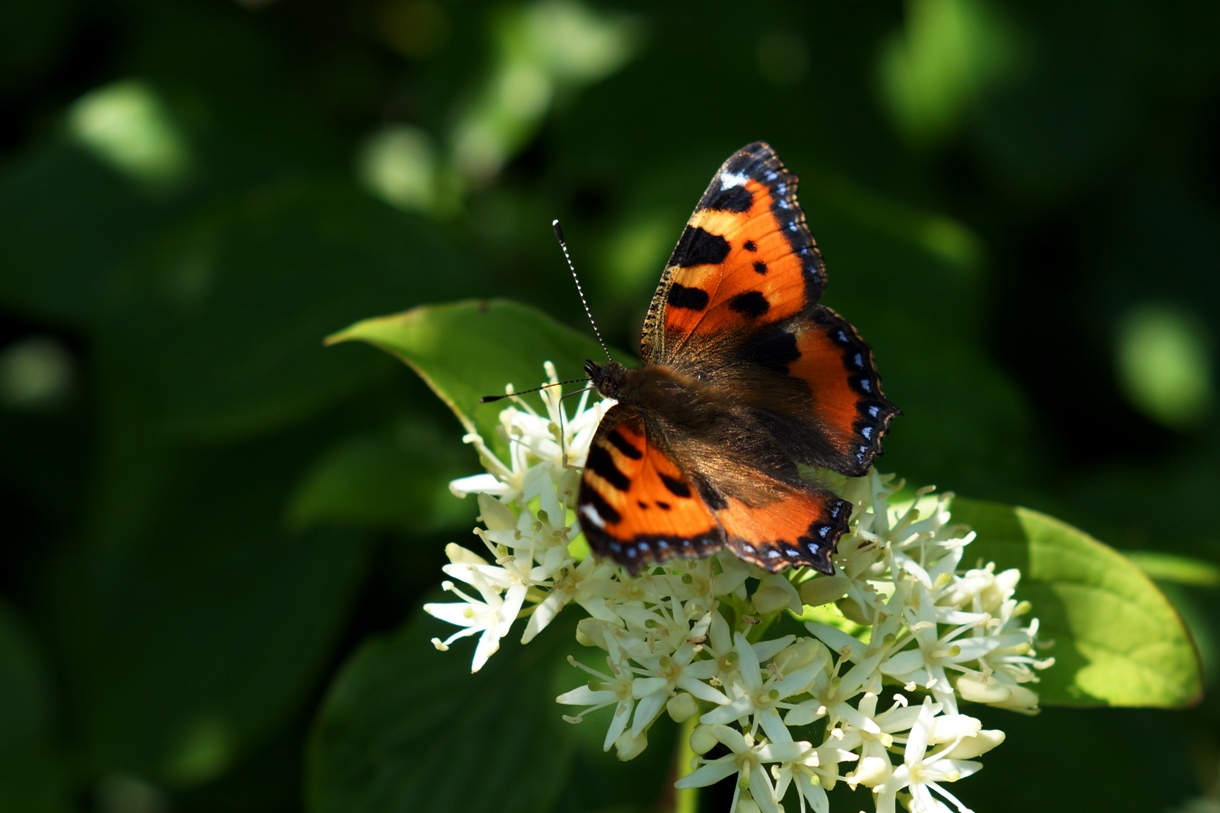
[1125,550,1220,587]
[306,607,579,813]
[327,299,610,460]
[952,498,1203,708]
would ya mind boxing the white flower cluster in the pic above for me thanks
[425,366,1052,813]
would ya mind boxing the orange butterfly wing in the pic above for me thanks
[717,487,850,574]
[578,406,725,574]
[578,142,897,575]
[646,141,897,474]
[641,141,826,363]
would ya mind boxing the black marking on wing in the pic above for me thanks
[581,482,623,525]
[671,226,731,268]
[607,430,643,460]
[728,290,770,319]
[585,444,630,492]
[703,184,754,213]
[667,283,710,311]
[608,530,725,576]
[716,142,828,303]
[693,474,728,511]
[659,473,692,498]
[809,306,901,474]
[793,498,851,575]
[741,325,800,373]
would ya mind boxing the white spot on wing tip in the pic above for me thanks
[720,171,749,190]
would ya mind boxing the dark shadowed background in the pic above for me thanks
[1,1,1218,811]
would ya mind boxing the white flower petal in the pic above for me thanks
[450,473,506,497]
[673,755,740,789]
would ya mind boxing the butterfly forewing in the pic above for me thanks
[642,142,827,365]
[578,407,726,574]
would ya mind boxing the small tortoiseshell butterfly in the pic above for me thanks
[578,142,899,576]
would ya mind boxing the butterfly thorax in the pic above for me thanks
[585,359,726,430]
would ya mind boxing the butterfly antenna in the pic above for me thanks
[480,377,588,404]
[553,219,612,362]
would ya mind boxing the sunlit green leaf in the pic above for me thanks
[357,125,441,213]
[953,499,1203,708]
[328,299,610,460]
[1126,551,1220,588]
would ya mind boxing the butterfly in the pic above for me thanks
[577,142,898,576]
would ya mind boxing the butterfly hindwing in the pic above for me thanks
[578,406,725,574]
[715,483,851,574]
[792,306,899,475]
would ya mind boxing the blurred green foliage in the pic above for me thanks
[1,0,1217,811]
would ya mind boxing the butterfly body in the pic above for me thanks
[578,143,898,576]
